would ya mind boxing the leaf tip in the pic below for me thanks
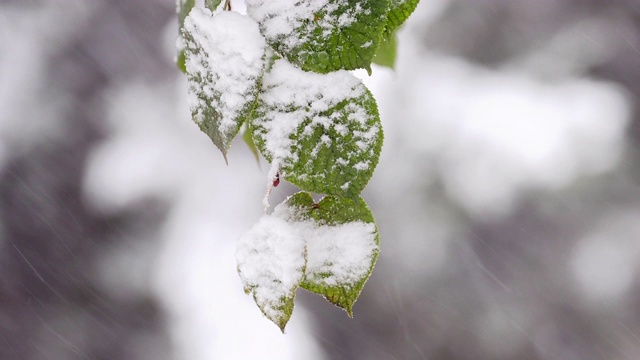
[337,298,355,318]
[222,150,229,165]
[278,322,287,333]
[346,308,354,318]
[271,312,292,333]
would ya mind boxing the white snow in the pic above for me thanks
[183,9,265,141]
[305,221,378,287]
[390,0,406,6]
[353,161,370,171]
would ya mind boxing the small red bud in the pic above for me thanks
[273,172,280,187]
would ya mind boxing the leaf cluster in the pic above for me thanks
[177,0,419,331]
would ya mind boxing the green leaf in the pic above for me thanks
[246,0,390,73]
[291,194,380,316]
[252,60,383,198]
[176,0,195,73]
[236,193,313,332]
[205,0,223,12]
[242,123,261,165]
[183,9,266,161]
[177,0,195,29]
[283,192,317,216]
[385,0,420,35]
[372,32,397,69]
[177,49,187,74]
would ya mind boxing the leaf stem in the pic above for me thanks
[263,161,280,213]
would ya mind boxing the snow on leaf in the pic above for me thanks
[385,0,420,35]
[245,0,389,73]
[251,59,383,198]
[235,193,313,332]
[299,195,380,316]
[183,9,266,161]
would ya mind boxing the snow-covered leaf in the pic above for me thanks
[235,193,312,332]
[385,0,419,35]
[300,195,379,316]
[183,9,266,161]
[252,59,383,198]
[246,0,389,73]
[237,192,379,328]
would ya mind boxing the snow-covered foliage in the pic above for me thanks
[237,193,379,330]
[178,0,418,330]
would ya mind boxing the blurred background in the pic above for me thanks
[1,0,640,359]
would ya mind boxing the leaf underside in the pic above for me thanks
[372,32,397,69]
[242,123,261,165]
